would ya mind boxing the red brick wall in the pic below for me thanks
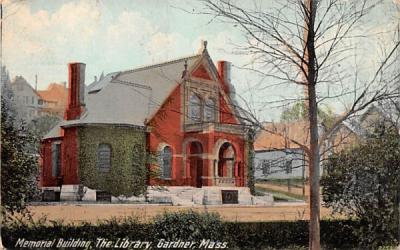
[148,79,247,187]
[40,127,80,187]
[40,138,58,187]
[62,127,79,184]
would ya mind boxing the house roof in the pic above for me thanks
[79,54,201,126]
[43,53,202,139]
[341,104,400,137]
[254,121,310,151]
[10,76,41,97]
[37,83,68,103]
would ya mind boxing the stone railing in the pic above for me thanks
[184,122,244,134]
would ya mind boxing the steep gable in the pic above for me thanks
[191,64,213,81]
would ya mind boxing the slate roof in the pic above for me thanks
[43,54,202,139]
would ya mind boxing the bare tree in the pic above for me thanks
[195,0,400,248]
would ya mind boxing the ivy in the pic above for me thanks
[246,128,256,195]
[78,126,147,197]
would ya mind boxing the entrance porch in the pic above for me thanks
[183,140,245,188]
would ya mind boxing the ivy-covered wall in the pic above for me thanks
[78,125,147,197]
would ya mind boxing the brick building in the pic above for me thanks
[39,43,259,204]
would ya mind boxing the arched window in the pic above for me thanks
[160,146,172,178]
[189,94,201,122]
[97,143,111,172]
[204,98,215,122]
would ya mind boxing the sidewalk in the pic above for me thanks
[25,203,337,223]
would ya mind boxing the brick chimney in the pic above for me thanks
[65,63,85,120]
[217,61,232,94]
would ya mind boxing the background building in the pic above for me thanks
[9,76,44,123]
[37,82,68,117]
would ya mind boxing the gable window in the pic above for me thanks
[160,146,172,179]
[189,94,201,123]
[97,143,111,172]
[51,142,61,177]
[204,99,215,122]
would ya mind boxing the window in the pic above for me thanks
[260,160,272,175]
[31,96,34,105]
[204,99,215,122]
[97,144,111,172]
[189,94,201,122]
[285,159,293,174]
[51,143,61,177]
[38,99,43,105]
[160,146,172,178]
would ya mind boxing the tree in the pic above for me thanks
[281,101,335,128]
[1,83,39,215]
[321,130,400,247]
[281,101,308,122]
[197,0,400,248]
[27,114,61,151]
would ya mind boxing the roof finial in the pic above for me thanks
[181,59,188,80]
[198,39,208,54]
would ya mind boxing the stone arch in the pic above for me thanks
[181,138,205,178]
[212,139,242,181]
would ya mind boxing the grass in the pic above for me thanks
[255,185,305,201]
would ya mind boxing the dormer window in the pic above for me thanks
[189,94,201,123]
[204,98,215,122]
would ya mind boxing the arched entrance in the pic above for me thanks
[188,141,203,187]
[217,142,235,178]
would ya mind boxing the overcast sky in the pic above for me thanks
[3,0,399,121]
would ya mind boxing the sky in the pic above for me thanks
[2,0,399,121]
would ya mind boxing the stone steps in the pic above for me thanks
[43,185,274,206]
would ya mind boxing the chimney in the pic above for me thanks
[65,63,86,120]
[217,61,232,94]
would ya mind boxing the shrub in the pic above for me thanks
[152,210,224,242]
[1,212,397,249]
[322,132,400,248]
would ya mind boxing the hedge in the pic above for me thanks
[2,211,398,249]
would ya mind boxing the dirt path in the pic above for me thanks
[26,203,339,223]
[256,183,307,197]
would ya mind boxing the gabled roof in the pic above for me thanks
[37,83,68,103]
[10,76,41,97]
[43,53,203,139]
[77,54,201,126]
[341,104,400,137]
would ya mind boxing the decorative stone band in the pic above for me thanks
[214,177,236,186]
[184,122,244,134]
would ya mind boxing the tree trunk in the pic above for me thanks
[308,84,321,250]
[303,0,321,249]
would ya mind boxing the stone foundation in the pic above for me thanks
[41,185,273,206]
